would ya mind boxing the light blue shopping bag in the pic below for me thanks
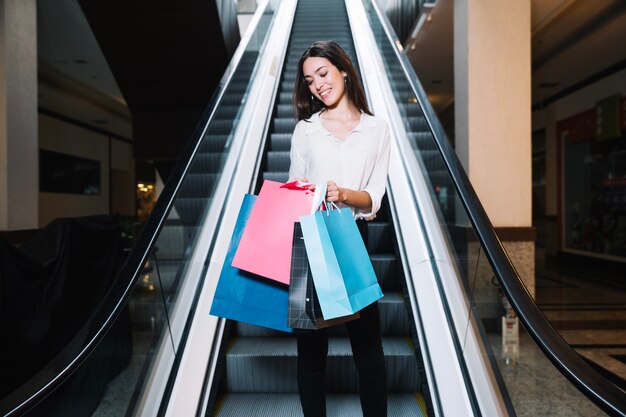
[300,206,383,320]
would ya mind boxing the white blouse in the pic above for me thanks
[288,111,391,220]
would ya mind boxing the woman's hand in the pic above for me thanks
[326,180,344,203]
[326,180,372,211]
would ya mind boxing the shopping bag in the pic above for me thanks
[232,180,323,285]
[300,206,383,320]
[288,222,359,330]
[210,194,294,333]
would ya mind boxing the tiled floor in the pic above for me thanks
[536,254,626,391]
[490,333,609,417]
[487,252,626,416]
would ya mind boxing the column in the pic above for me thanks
[0,0,38,230]
[454,0,534,327]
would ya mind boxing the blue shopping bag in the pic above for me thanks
[210,194,293,333]
[300,206,383,320]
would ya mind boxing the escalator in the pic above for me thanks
[1,0,625,416]
[211,1,425,415]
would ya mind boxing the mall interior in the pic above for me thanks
[0,0,625,416]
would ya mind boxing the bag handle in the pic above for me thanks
[310,182,327,214]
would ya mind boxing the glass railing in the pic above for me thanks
[361,0,626,416]
[0,2,279,416]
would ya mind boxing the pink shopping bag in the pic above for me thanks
[232,180,317,285]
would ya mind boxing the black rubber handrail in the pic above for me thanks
[366,1,626,415]
[0,4,273,415]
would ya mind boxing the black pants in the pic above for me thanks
[296,219,387,417]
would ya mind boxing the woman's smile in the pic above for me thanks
[303,56,347,108]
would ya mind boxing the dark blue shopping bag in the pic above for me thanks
[210,194,293,333]
[300,206,383,320]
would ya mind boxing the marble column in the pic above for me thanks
[454,0,534,323]
[0,0,38,230]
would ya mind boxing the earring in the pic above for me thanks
[311,95,314,101]
[344,77,347,83]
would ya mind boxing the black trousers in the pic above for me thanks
[296,219,387,417]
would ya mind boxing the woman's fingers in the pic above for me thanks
[326,180,339,201]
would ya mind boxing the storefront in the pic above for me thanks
[559,94,626,262]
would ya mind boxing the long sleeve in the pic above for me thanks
[288,121,307,181]
[357,123,391,220]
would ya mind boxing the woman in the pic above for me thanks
[289,41,391,417]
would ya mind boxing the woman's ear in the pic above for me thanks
[341,71,348,78]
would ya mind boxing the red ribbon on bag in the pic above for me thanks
[282,181,330,211]
[281,180,315,194]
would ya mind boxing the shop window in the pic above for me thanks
[560,95,626,260]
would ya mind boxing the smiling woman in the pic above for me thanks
[289,40,391,417]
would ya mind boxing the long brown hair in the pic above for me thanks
[293,41,372,121]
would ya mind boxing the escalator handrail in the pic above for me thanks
[0,2,274,415]
[365,1,626,415]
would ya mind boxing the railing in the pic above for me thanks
[0,2,280,416]
[360,0,626,415]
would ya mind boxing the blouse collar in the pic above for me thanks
[304,110,371,136]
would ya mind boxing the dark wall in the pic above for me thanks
[78,0,230,168]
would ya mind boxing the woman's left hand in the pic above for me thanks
[326,180,344,203]
[326,180,373,211]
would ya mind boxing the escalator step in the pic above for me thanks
[270,133,292,151]
[407,132,437,150]
[189,152,224,174]
[153,224,187,259]
[275,104,294,118]
[371,254,400,289]
[234,292,410,338]
[419,149,440,166]
[226,337,420,392]
[273,118,297,134]
[278,92,293,103]
[204,119,235,135]
[263,171,289,183]
[367,221,395,254]
[200,134,229,152]
[174,197,209,224]
[178,173,218,198]
[212,105,243,119]
[214,393,427,417]
[267,151,290,172]
[406,116,429,133]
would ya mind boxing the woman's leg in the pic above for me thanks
[350,220,387,416]
[297,329,329,417]
[346,302,388,417]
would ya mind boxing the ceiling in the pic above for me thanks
[37,0,132,138]
[37,0,232,155]
[405,0,626,113]
[37,0,626,140]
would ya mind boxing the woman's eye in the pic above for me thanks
[320,72,328,77]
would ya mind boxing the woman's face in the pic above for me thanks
[302,56,348,108]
